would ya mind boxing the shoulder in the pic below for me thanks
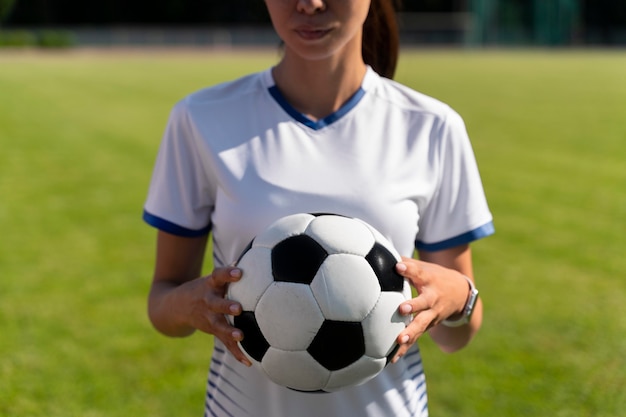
[364,68,464,128]
[172,70,269,118]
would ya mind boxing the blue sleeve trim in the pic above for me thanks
[142,210,211,237]
[415,221,495,252]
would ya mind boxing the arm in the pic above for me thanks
[392,244,483,359]
[147,230,251,365]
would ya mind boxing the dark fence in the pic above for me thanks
[3,13,625,48]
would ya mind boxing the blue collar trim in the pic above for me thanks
[268,86,366,131]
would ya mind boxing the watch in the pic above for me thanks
[441,275,479,328]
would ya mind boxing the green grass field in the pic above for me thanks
[1,48,625,416]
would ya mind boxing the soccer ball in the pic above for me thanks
[226,213,412,392]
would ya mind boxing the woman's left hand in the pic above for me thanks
[390,255,474,361]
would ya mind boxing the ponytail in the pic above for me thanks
[363,0,401,79]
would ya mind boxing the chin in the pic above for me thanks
[285,40,355,64]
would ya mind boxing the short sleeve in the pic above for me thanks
[142,101,214,237]
[415,109,494,251]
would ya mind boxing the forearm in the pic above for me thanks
[148,279,198,338]
[148,231,209,337]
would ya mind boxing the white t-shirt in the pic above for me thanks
[144,66,494,417]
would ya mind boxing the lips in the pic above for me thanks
[294,26,332,41]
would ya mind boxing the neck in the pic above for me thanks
[272,50,368,121]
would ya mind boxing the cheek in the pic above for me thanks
[264,2,285,24]
[344,3,371,34]
[351,0,372,22]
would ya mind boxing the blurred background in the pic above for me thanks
[1,2,625,417]
[1,0,625,48]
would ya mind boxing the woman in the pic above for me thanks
[143,0,494,416]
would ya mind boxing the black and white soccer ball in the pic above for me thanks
[226,213,412,393]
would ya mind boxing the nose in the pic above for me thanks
[296,0,327,15]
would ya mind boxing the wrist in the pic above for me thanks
[441,275,479,328]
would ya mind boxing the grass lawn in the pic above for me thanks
[1,48,625,416]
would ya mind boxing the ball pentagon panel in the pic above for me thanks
[233,312,270,363]
[307,320,365,371]
[271,234,328,285]
[365,242,406,292]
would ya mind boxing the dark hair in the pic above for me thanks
[362,0,401,79]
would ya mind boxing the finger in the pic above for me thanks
[390,310,435,364]
[207,267,243,288]
[395,259,428,288]
[397,310,438,346]
[398,295,431,317]
[211,316,252,367]
[219,335,252,367]
[391,343,411,364]
[200,314,249,358]
[207,294,242,316]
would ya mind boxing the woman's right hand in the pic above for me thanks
[147,231,252,367]
[184,267,252,366]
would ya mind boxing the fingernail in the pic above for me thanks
[400,335,410,344]
[400,304,412,315]
[395,263,407,273]
[229,304,240,314]
[240,358,252,367]
[230,268,242,278]
[232,330,243,340]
